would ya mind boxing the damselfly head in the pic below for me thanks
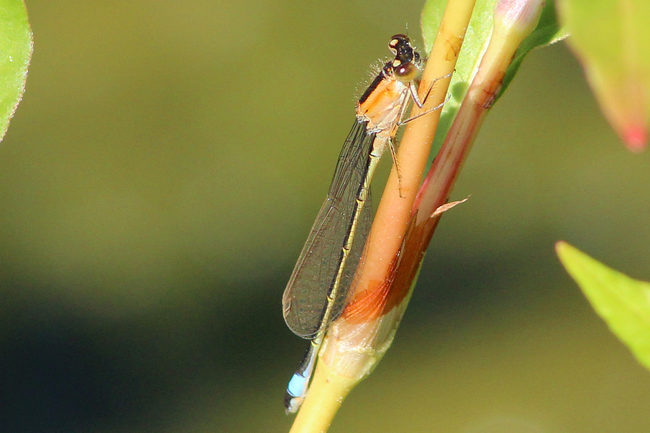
[388,34,411,55]
[387,34,421,83]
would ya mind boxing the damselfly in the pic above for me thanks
[282,34,427,413]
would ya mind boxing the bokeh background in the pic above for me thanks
[1,1,650,432]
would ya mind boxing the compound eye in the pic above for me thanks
[393,60,418,82]
[388,34,409,54]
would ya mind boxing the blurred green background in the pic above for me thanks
[1,0,650,432]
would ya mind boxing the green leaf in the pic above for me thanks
[0,0,33,142]
[421,0,496,153]
[556,0,650,150]
[556,241,650,372]
[421,0,567,152]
